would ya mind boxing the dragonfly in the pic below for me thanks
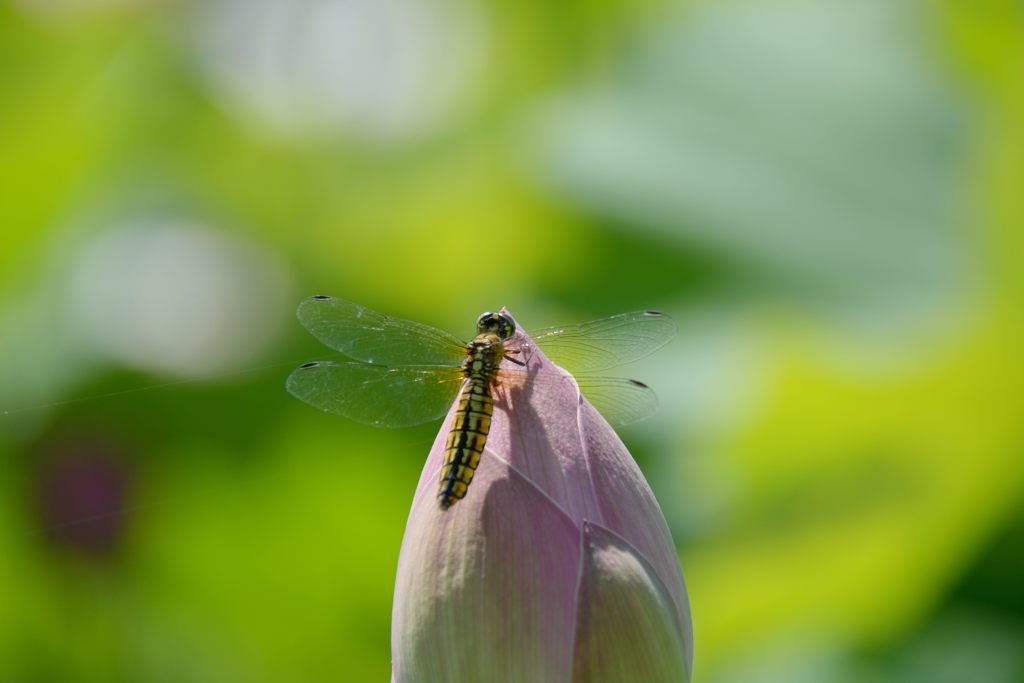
[286,296,675,509]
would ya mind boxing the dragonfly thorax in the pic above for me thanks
[462,339,506,378]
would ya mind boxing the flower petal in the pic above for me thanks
[392,452,582,683]
[408,399,459,503]
[578,400,694,675]
[484,320,604,521]
[572,522,691,683]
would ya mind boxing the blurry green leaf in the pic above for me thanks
[539,0,970,318]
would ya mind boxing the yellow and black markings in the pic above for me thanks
[437,315,516,509]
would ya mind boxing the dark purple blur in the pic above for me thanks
[34,438,134,557]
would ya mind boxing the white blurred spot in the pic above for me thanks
[69,219,291,378]
[193,0,487,142]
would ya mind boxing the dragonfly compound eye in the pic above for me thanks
[476,312,516,340]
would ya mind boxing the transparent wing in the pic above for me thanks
[495,367,660,428]
[575,376,660,428]
[296,296,466,366]
[286,361,463,428]
[529,311,676,373]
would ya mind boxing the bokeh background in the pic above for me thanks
[2,0,1023,681]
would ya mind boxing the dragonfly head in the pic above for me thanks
[476,312,516,340]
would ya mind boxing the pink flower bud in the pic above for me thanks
[392,314,692,683]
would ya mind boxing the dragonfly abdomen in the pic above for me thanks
[439,374,494,509]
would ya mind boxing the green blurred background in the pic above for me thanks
[2,0,1023,681]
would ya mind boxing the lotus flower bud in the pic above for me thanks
[391,314,692,683]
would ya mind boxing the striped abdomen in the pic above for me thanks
[438,375,494,509]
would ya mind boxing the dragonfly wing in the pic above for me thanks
[297,296,467,366]
[529,311,676,373]
[574,376,660,428]
[286,361,463,428]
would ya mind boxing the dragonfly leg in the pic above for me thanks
[505,343,536,366]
